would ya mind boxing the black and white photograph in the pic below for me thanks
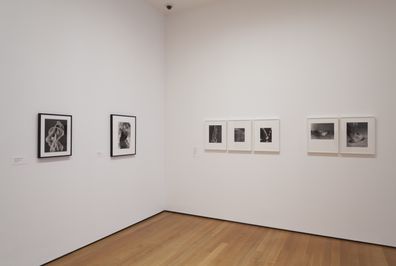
[310,123,335,140]
[260,128,272,143]
[340,117,375,155]
[254,120,280,152]
[347,122,368,147]
[111,114,136,157]
[228,120,252,151]
[118,122,131,149]
[38,113,72,158]
[234,128,245,142]
[209,125,222,143]
[204,121,227,150]
[307,118,339,154]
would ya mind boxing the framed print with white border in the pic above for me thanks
[38,113,72,158]
[307,118,339,154]
[340,117,376,155]
[253,119,280,152]
[227,120,252,151]
[111,114,136,157]
[204,120,227,150]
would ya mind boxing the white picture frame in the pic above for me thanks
[340,117,376,155]
[204,120,227,150]
[253,119,280,152]
[227,120,252,151]
[307,118,339,154]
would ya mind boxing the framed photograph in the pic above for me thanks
[38,113,72,158]
[340,117,376,155]
[204,120,227,150]
[111,114,136,157]
[227,120,252,151]
[307,118,339,154]
[253,119,280,152]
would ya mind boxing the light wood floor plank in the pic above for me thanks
[46,212,396,266]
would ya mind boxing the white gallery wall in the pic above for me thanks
[0,0,165,265]
[165,0,396,247]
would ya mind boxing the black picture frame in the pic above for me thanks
[38,113,72,158]
[110,114,137,157]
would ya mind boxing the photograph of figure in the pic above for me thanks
[347,122,368,147]
[38,113,72,158]
[307,118,338,154]
[45,119,67,152]
[311,123,335,140]
[234,128,245,142]
[260,128,272,143]
[111,114,136,157]
[209,125,222,143]
[118,122,131,149]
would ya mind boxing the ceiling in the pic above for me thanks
[146,0,216,14]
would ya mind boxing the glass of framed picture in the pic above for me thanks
[204,120,227,150]
[253,119,280,152]
[307,118,339,154]
[38,113,72,158]
[340,117,376,155]
[111,114,136,157]
[227,120,252,151]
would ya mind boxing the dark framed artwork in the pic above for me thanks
[253,119,280,152]
[38,113,72,158]
[204,120,227,150]
[340,117,376,155]
[110,114,136,157]
[227,120,252,151]
[307,118,339,154]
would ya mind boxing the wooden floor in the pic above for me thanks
[47,212,396,266]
